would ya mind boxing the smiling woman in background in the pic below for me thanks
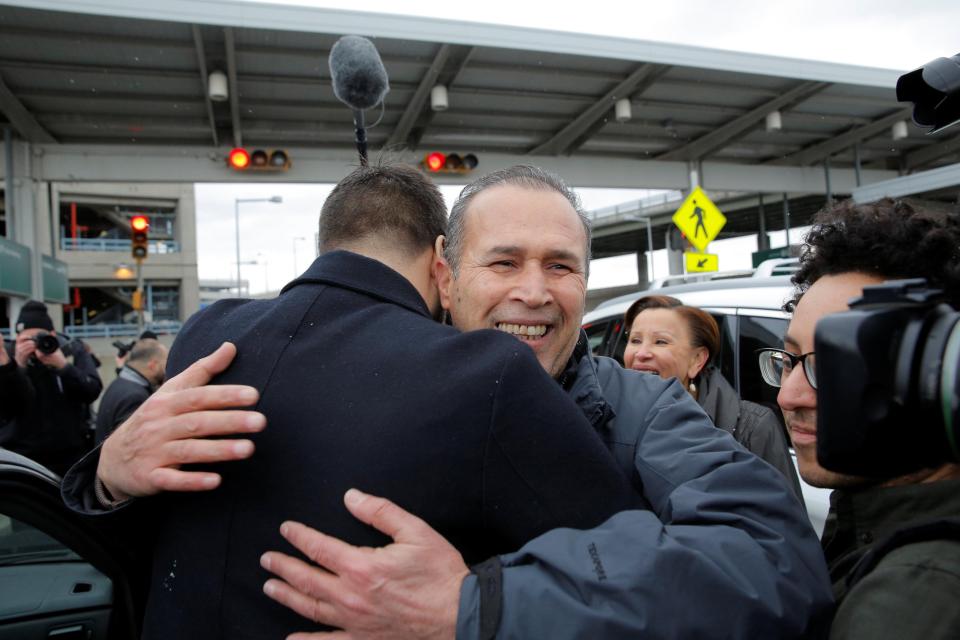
[623,295,802,499]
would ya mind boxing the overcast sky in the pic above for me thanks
[197,0,960,293]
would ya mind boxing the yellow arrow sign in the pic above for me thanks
[685,252,719,273]
[672,186,727,252]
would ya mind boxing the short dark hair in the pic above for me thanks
[127,338,165,366]
[445,165,591,276]
[789,198,960,310]
[318,163,448,256]
[624,294,720,363]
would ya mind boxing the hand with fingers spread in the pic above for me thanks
[261,489,467,640]
[97,342,266,501]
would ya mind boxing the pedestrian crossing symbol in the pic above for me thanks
[672,186,726,252]
[685,252,719,273]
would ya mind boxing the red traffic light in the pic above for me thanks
[130,215,149,260]
[425,152,446,172]
[227,148,290,172]
[228,147,251,170]
[131,215,149,232]
[421,151,478,174]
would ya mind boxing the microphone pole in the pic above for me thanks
[352,109,368,167]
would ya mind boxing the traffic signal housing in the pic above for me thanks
[897,53,960,133]
[227,147,292,172]
[421,152,478,174]
[130,215,149,260]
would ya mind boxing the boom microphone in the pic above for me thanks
[329,35,390,165]
[329,35,390,110]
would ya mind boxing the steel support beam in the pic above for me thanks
[191,25,219,147]
[385,45,451,150]
[903,132,960,170]
[529,64,667,156]
[11,144,898,191]
[852,162,960,203]
[0,73,56,143]
[407,46,473,149]
[224,27,242,148]
[658,81,828,161]
[769,107,913,166]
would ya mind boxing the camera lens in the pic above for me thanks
[33,332,61,355]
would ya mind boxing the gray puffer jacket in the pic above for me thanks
[456,339,832,640]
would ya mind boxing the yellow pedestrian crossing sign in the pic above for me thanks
[672,186,727,252]
[685,252,719,273]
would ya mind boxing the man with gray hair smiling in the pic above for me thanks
[66,164,831,639]
[259,165,833,639]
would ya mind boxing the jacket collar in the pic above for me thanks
[559,331,616,431]
[280,250,431,319]
[119,364,154,391]
[696,366,741,434]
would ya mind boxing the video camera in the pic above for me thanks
[816,279,960,478]
[816,54,960,479]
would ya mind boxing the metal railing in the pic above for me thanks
[3,322,182,340]
[587,190,684,223]
[60,237,181,253]
[64,321,183,339]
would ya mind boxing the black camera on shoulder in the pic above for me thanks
[30,331,80,358]
[112,339,136,358]
[816,279,960,478]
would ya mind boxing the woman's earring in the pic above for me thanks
[689,381,697,394]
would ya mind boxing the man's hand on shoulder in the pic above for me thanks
[261,489,467,640]
[98,342,266,500]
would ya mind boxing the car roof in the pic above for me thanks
[584,275,796,325]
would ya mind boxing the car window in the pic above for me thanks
[0,513,82,564]
[582,320,612,356]
[738,315,789,431]
[714,314,738,391]
[609,318,627,365]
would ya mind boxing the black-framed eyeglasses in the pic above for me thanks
[756,348,817,390]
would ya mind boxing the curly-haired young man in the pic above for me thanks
[774,197,960,640]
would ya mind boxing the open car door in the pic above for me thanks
[0,448,142,640]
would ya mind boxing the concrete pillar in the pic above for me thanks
[783,193,792,248]
[757,192,770,252]
[9,140,42,302]
[636,250,650,288]
[666,226,684,275]
[176,183,200,320]
[824,158,833,206]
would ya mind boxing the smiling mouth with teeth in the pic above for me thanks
[495,322,548,341]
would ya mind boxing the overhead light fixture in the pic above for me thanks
[431,84,449,112]
[615,98,632,123]
[891,120,909,140]
[765,110,783,132]
[114,263,135,279]
[208,70,228,102]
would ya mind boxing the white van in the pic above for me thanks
[582,272,832,536]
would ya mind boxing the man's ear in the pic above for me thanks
[434,235,453,311]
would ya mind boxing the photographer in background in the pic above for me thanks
[95,337,167,444]
[761,198,960,639]
[0,300,102,476]
[113,329,159,376]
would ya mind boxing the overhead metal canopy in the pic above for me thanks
[0,0,957,184]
